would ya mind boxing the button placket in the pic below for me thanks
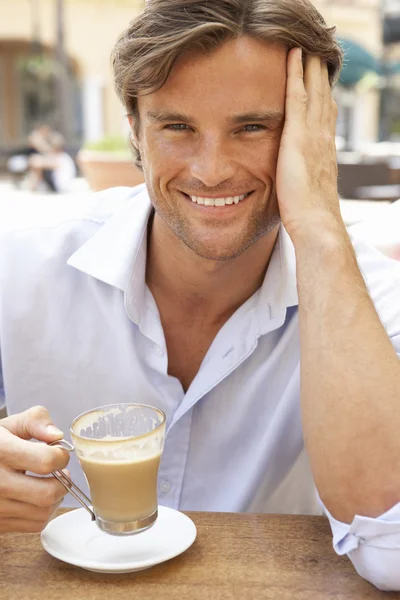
[159,480,172,494]
[158,410,194,509]
[155,345,164,357]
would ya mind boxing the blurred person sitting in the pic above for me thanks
[6,123,53,188]
[27,123,53,155]
[28,133,76,194]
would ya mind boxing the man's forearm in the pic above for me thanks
[295,218,400,523]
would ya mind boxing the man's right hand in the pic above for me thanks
[0,406,71,533]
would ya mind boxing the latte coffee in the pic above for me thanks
[79,451,162,522]
[70,403,166,534]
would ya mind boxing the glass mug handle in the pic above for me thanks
[48,439,96,521]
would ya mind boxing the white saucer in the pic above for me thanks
[41,506,197,573]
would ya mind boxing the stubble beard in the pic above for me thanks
[149,185,281,263]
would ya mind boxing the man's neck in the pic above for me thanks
[146,214,280,324]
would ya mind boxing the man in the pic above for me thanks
[6,123,52,189]
[0,0,400,590]
[28,133,76,194]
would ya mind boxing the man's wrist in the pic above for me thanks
[285,210,350,257]
[288,211,367,306]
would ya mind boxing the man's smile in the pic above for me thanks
[180,191,254,209]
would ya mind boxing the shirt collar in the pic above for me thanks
[278,225,298,309]
[67,186,152,294]
[252,225,298,335]
[67,186,298,329]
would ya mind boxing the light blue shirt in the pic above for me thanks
[1,185,400,591]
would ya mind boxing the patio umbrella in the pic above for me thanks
[338,38,380,88]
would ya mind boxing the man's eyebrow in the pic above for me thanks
[145,110,193,123]
[145,109,285,124]
[230,111,284,124]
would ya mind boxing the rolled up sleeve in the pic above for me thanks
[323,241,400,590]
[323,500,400,591]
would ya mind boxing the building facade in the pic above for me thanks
[316,0,383,148]
[0,0,385,158]
[0,0,144,156]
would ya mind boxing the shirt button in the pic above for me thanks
[159,480,171,494]
[156,346,164,357]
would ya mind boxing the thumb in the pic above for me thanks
[0,405,64,442]
[285,47,307,128]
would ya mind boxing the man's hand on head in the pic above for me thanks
[276,48,344,246]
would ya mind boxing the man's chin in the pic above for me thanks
[180,236,258,263]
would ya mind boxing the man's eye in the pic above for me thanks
[164,124,191,131]
[241,124,267,132]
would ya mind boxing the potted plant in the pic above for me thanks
[77,135,144,191]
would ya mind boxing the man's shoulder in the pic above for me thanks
[0,184,146,235]
[350,234,400,336]
[348,200,400,301]
[350,234,400,288]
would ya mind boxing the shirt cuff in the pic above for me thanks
[321,497,400,591]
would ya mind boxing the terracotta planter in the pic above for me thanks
[77,150,144,191]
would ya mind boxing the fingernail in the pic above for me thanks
[47,425,63,436]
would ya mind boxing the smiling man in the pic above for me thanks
[137,37,285,264]
[1,0,400,591]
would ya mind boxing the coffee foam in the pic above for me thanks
[77,437,163,462]
[82,448,162,463]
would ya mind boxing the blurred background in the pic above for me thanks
[0,0,400,256]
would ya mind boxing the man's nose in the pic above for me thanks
[189,135,236,188]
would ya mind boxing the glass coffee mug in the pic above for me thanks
[50,403,166,535]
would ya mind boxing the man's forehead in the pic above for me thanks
[140,47,285,109]
[136,36,287,122]
[171,36,287,77]
[163,38,283,88]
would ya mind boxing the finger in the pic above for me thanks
[331,98,338,136]
[0,518,50,534]
[321,62,332,127]
[0,405,64,442]
[0,427,69,474]
[285,47,307,127]
[328,83,339,136]
[321,63,338,137]
[0,468,69,506]
[304,55,324,123]
[48,499,64,522]
[0,496,62,522]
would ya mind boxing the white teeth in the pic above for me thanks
[189,194,247,206]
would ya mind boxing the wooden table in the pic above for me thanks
[0,511,398,599]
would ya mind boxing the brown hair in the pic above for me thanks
[112,0,343,169]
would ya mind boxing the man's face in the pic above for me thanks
[135,36,287,261]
